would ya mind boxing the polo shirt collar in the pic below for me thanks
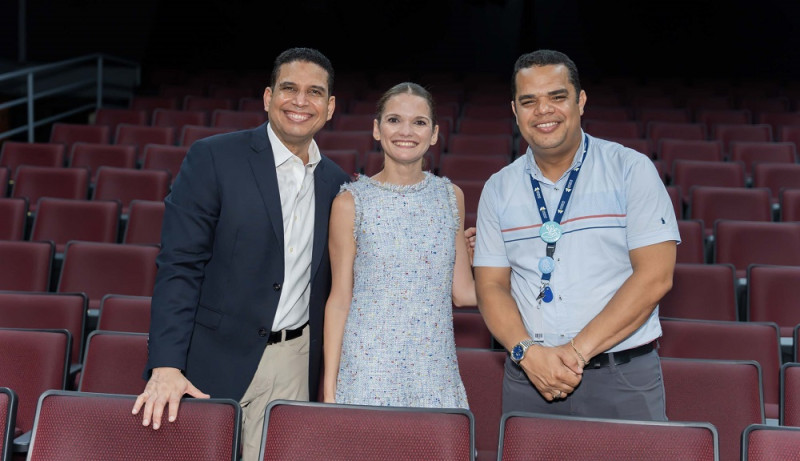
[525,130,587,181]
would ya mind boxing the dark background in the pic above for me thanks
[1,0,799,90]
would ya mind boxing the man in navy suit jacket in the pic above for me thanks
[133,47,351,460]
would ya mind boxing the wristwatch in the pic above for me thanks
[510,338,537,364]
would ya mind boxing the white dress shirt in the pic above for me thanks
[267,123,319,331]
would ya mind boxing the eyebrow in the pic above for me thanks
[518,88,570,100]
[278,81,328,93]
[384,113,432,122]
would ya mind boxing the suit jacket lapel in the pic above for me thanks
[311,160,332,278]
[248,123,284,248]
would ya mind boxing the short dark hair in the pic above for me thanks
[511,49,581,101]
[270,47,335,95]
[375,82,437,127]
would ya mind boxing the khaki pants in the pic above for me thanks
[239,325,309,461]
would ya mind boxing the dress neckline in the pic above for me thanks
[360,171,433,193]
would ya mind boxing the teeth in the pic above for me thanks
[394,141,417,147]
[537,122,558,128]
[286,112,310,121]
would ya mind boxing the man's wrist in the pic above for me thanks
[510,338,537,364]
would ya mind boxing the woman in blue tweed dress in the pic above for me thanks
[323,82,477,408]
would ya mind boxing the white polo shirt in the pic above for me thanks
[268,123,319,331]
[473,132,680,352]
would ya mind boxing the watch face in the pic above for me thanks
[511,344,524,362]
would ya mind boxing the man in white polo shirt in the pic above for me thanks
[473,49,680,419]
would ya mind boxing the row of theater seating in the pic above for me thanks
[2,387,798,460]
[2,318,800,461]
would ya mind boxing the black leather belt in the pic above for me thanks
[586,341,656,369]
[267,322,307,345]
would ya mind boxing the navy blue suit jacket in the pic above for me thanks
[145,123,351,401]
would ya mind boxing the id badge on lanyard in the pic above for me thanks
[528,134,589,343]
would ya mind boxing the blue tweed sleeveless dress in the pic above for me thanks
[335,172,469,409]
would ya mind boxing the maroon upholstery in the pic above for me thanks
[666,185,682,219]
[461,102,511,119]
[671,159,746,203]
[656,139,723,179]
[740,96,791,114]
[659,263,738,321]
[27,391,240,461]
[0,240,54,292]
[742,424,800,461]
[647,122,706,145]
[97,294,151,333]
[238,97,264,112]
[179,125,236,147]
[713,123,773,152]
[129,96,179,119]
[0,387,17,461]
[457,118,514,136]
[78,331,148,394]
[452,311,493,349]
[582,105,631,121]
[0,142,66,172]
[323,149,359,178]
[452,179,484,219]
[781,188,800,222]
[659,319,780,420]
[49,123,111,152]
[114,124,176,162]
[0,328,70,433]
[332,113,376,132]
[456,348,505,461]
[211,109,266,130]
[752,163,800,207]
[141,144,188,183]
[182,95,234,113]
[695,108,751,133]
[781,363,800,426]
[0,292,87,366]
[757,112,800,135]
[729,141,796,180]
[676,219,706,264]
[439,154,509,182]
[606,137,653,157]
[638,107,691,125]
[123,200,165,246]
[92,166,170,215]
[747,265,800,337]
[69,143,137,183]
[0,166,8,197]
[584,120,642,139]
[362,151,384,177]
[260,400,473,461]
[713,220,800,278]
[315,130,377,163]
[498,411,718,461]
[688,186,772,238]
[30,197,120,253]
[0,197,28,240]
[93,108,148,140]
[448,133,512,156]
[661,357,763,461]
[151,108,208,131]
[57,241,160,312]
[11,166,90,213]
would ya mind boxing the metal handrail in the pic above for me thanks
[0,53,141,142]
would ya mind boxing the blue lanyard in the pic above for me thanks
[529,134,589,288]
